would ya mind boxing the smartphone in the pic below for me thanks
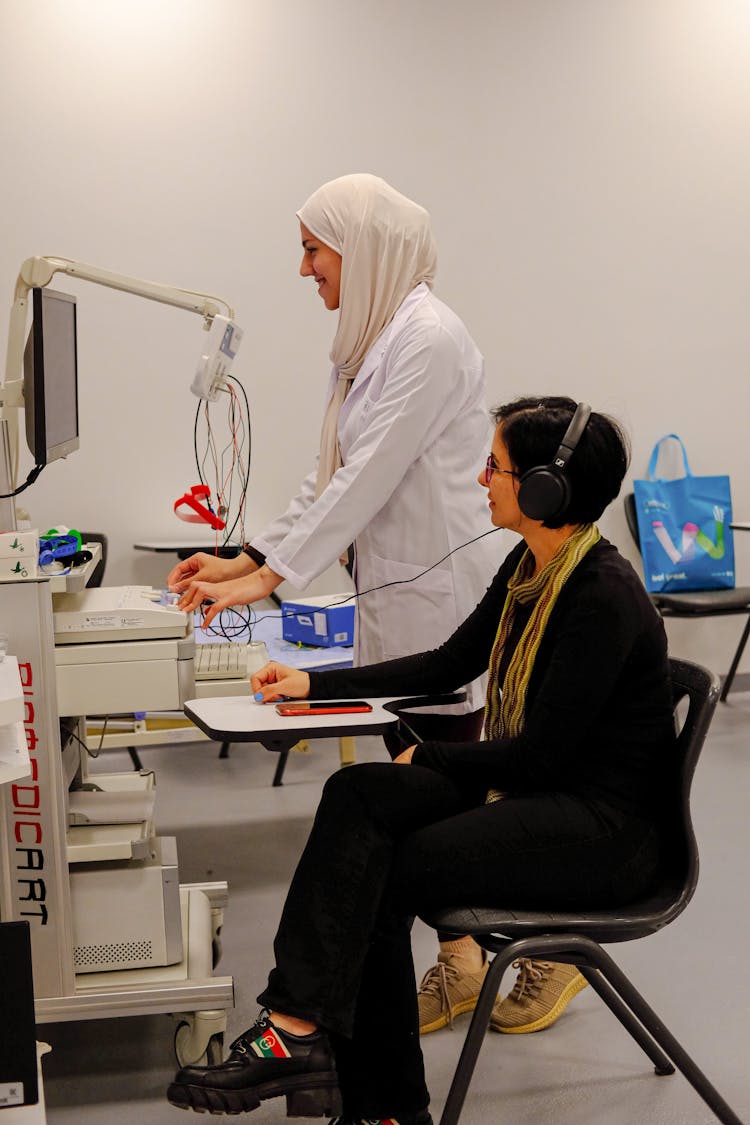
[275,701,373,716]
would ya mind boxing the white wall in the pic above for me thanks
[1,0,748,675]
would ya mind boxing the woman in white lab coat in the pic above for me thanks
[170,173,500,734]
[171,172,505,1037]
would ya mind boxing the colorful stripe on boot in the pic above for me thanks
[249,1027,291,1059]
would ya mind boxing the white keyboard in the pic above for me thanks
[194,642,248,680]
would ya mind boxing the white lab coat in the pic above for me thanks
[251,283,506,713]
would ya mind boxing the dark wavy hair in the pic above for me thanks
[491,396,630,529]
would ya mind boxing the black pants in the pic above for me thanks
[257,763,659,1118]
[383,708,486,943]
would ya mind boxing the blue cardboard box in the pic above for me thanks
[281,595,355,648]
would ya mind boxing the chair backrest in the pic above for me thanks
[79,532,108,588]
[624,492,641,551]
[660,657,721,923]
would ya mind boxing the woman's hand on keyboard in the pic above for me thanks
[251,662,310,703]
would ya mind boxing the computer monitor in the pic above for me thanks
[23,286,79,465]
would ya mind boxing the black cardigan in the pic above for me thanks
[309,539,676,820]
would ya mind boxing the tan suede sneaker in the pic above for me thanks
[489,958,588,1034]
[418,950,489,1034]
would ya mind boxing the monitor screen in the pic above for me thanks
[23,287,79,465]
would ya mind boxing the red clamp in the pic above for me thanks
[173,485,226,531]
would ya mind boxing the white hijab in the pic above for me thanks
[298,174,437,499]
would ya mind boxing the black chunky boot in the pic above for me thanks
[167,1011,341,1116]
[327,1111,433,1125]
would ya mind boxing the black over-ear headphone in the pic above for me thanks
[516,402,592,521]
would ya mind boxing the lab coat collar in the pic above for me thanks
[345,282,431,393]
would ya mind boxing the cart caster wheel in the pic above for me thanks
[206,1031,224,1066]
[174,1022,224,1068]
[174,1021,198,1067]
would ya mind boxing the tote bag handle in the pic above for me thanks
[647,434,693,481]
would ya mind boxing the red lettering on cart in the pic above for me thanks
[9,659,48,923]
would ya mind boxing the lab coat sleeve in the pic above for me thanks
[261,318,480,588]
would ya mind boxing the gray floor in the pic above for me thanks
[41,690,750,1124]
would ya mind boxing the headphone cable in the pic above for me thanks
[243,526,505,631]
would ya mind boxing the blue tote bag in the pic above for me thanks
[633,435,735,593]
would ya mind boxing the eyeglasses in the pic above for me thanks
[484,453,519,486]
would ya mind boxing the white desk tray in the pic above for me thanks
[184,693,465,749]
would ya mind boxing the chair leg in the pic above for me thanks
[218,741,231,759]
[439,947,514,1125]
[127,746,143,771]
[577,942,744,1125]
[272,750,289,787]
[720,615,750,701]
[576,965,674,1074]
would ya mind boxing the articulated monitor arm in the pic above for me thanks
[0,255,242,499]
[3,254,237,400]
[15,255,235,318]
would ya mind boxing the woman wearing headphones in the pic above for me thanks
[168,397,675,1125]
[169,172,497,752]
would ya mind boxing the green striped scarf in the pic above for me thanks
[484,523,601,803]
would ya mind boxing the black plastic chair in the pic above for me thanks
[420,658,743,1125]
[79,531,108,589]
[624,493,750,701]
